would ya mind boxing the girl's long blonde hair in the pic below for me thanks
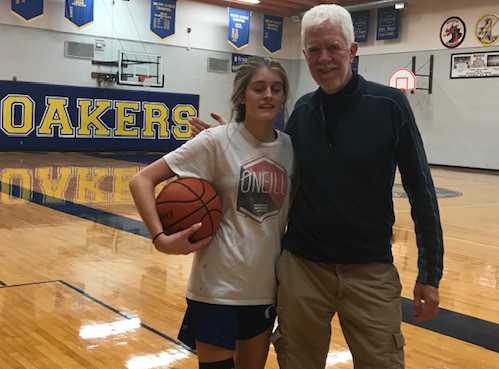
[230,58,289,123]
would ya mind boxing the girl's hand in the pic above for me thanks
[153,223,212,255]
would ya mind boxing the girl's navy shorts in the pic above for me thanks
[177,298,276,350]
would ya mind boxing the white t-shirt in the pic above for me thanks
[163,123,294,305]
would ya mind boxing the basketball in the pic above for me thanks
[156,178,223,242]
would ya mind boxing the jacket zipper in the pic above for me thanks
[318,103,333,150]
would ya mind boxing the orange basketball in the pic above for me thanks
[156,178,223,242]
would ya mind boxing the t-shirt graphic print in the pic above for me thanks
[237,157,288,223]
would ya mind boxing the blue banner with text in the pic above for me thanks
[11,0,44,21]
[377,7,400,40]
[263,15,283,53]
[150,0,176,38]
[352,10,369,42]
[65,0,93,27]
[0,80,199,152]
[228,8,251,49]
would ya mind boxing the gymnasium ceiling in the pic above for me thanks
[191,0,402,17]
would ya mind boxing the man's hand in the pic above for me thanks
[153,223,212,255]
[209,112,225,125]
[189,112,226,137]
[413,282,439,322]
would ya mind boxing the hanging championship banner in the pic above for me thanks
[377,7,400,40]
[263,15,283,54]
[11,0,44,21]
[0,80,199,152]
[65,0,93,27]
[228,8,251,49]
[351,11,369,43]
[150,0,176,39]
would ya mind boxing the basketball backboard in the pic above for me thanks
[389,68,416,93]
[118,51,165,88]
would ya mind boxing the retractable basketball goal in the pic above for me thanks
[389,55,434,95]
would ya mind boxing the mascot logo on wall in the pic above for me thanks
[440,17,466,48]
[476,14,499,46]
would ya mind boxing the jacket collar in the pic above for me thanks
[310,74,363,109]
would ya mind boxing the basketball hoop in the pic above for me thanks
[389,68,416,93]
[116,51,165,88]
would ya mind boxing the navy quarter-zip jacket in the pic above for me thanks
[282,75,444,287]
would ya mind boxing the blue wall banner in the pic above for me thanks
[65,0,93,27]
[231,53,262,73]
[263,15,283,54]
[150,0,176,39]
[377,7,400,40]
[0,80,199,152]
[228,8,251,49]
[11,0,44,21]
[352,11,369,42]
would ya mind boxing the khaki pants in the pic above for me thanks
[272,250,405,369]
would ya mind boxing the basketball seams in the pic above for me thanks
[177,179,211,235]
[156,199,208,205]
[165,208,223,235]
[176,178,206,200]
[158,178,221,238]
[157,193,219,206]
[205,208,223,240]
[200,180,215,235]
[177,179,216,237]
[160,195,220,232]
[158,177,207,203]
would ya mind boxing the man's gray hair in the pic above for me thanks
[301,4,355,46]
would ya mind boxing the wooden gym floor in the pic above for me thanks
[0,151,497,369]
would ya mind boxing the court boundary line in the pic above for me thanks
[0,180,497,353]
[0,280,58,288]
[58,280,196,354]
[401,300,498,352]
[0,279,195,354]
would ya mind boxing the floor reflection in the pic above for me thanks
[326,350,353,367]
[126,348,191,369]
[80,317,141,340]
[0,165,140,206]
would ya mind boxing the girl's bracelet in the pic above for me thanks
[152,231,165,243]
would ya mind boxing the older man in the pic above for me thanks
[190,4,443,369]
[272,5,443,369]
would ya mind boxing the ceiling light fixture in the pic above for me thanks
[345,0,411,12]
[227,0,261,5]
